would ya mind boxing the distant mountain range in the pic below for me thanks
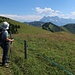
[40,16,75,26]
[25,16,75,26]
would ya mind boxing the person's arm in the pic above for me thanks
[6,37,14,42]
[4,30,14,42]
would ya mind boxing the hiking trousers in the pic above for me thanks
[1,42,9,65]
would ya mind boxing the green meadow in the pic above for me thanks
[0,17,75,75]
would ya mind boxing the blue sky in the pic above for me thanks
[0,0,75,22]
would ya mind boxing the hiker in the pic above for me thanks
[0,21,14,67]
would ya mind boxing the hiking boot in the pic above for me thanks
[5,63,9,68]
[2,63,9,68]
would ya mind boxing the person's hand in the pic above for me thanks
[11,38,14,42]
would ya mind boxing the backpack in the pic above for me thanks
[0,28,4,45]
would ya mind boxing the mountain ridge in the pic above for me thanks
[24,21,45,27]
[41,22,75,34]
[40,16,75,26]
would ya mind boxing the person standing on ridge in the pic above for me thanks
[0,21,14,68]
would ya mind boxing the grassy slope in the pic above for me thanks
[60,26,71,33]
[0,18,75,75]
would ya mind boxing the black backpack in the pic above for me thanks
[0,28,4,45]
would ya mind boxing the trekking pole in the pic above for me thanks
[24,40,27,59]
[9,31,12,53]
[9,31,13,44]
[9,31,13,60]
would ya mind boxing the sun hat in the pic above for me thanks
[1,21,9,29]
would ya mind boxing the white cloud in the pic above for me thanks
[61,12,75,19]
[35,7,62,17]
[0,14,42,22]
[70,12,75,18]
[35,7,54,14]
[71,12,75,15]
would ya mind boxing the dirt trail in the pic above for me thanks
[0,51,13,75]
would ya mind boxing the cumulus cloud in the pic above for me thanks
[61,12,75,19]
[35,7,62,17]
[36,7,54,14]
[70,12,75,18]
